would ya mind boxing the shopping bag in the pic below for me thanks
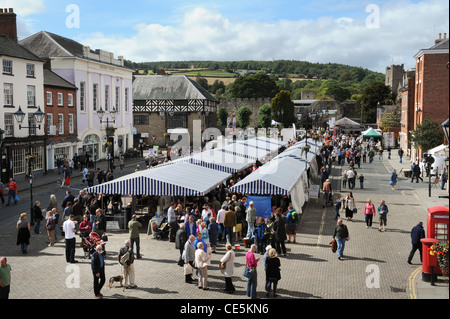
[64,177,71,186]
[184,263,193,275]
[14,193,20,202]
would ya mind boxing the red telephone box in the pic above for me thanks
[421,206,449,281]
[426,206,449,242]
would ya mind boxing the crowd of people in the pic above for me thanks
[2,130,447,300]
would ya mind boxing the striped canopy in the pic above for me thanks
[84,162,230,196]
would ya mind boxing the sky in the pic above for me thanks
[6,0,450,73]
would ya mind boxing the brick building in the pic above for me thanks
[398,69,416,155]
[43,69,78,170]
[411,33,449,159]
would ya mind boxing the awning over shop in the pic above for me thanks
[84,162,230,196]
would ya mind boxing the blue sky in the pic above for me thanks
[8,0,450,72]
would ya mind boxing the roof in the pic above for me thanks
[333,117,361,127]
[19,31,82,58]
[414,38,449,59]
[43,69,77,90]
[361,127,382,137]
[0,34,43,62]
[133,75,218,102]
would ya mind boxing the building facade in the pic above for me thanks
[411,34,449,159]
[43,69,78,170]
[132,75,218,149]
[1,10,47,182]
[20,31,134,161]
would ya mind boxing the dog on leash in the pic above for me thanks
[108,275,124,288]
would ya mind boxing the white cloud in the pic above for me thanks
[2,0,45,17]
[78,1,449,72]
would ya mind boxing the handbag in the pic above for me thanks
[243,266,253,278]
[352,208,357,214]
[329,239,337,253]
[184,263,193,275]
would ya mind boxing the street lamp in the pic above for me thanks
[13,106,45,226]
[97,107,117,171]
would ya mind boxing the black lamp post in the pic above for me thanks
[97,107,117,170]
[13,106,45,225]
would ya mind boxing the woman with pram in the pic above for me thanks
[79,214,93,257]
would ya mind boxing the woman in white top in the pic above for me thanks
[220,243,236,293]
[344,192,356,221]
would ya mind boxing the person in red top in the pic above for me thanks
[363,199,376,229]
[6,178,18,206]
[245,244,260,299]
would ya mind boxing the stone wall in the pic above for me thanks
[217,97,272,127]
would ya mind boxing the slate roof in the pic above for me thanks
[334,117,361,126]
[43,69,77,90]
[133,75,218,102]
[0,34,43,62]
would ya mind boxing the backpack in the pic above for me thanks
[290,210,299,223]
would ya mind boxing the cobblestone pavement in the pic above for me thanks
[0,151,448,304]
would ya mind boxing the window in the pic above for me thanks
[105,85,109,111]
[68,114,74,134]
[4,113,14,137]
[46,91,52,105]
[58,114,64,135]
[28,114,36,135]
[68,94,74,107]
[27,85,36,107]
[133,115,149,125]
[3,83,13,105]
[115,86,120,111]
[26,63,35,77]
[93,83,98,111]
[57,93,63,106]
[2,59,12,74]
[125,88,129,112]
[80,82,85,111]
[47,113,53,134]
[167,114,187,129]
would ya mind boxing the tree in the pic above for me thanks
[379,105,401,132]
[237,106,253,129]
[411,118,444,152]
[271,90,296,127]
[230,73,278,98]
[357,82,393,123]
[217,107,229,126]
[195,74,209,90]
[325,82,352,102]
[258,104,272,128]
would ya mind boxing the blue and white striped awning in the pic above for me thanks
[84,162,230,196]
[229,156,305,195]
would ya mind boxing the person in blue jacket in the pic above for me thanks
[254,219,269,254]
[389,169,398,190]
[286,204,298,243]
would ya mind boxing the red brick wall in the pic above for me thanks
[44,86,77,142]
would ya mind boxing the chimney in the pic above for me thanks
[435,33,443,45]
[0,8,17,42]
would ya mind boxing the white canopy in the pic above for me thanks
[84,162,230,196]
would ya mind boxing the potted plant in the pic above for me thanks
[430,241,449,277]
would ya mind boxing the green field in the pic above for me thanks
[168,69,236,78]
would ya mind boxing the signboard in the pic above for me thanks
[309,185,320,199]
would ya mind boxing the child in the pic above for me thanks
[359,174,364,189]
[334,196,341,220]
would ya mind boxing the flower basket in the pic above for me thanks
[430,241,449,277]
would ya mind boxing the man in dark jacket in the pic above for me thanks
[273,212,287,256]
[91,245,105,298]
[407,221,426,264]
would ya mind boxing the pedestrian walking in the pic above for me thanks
[208,217,219,253]
[322,179,332,207]
[346,168,355,189]
[0,257,11,299]
[342,170,348,188]
[440,167,448,190]
[407,221,426,264]
[33,201,45,234]
[46,194,59,241]
[390,169,398,190]
[286,203,299,243]
[63,214,78,263]
[254,219,269,254]
[411,163,421,183]
[194,242,211,290]
[387,146,391,159]
[223,206,237,245]
[245,244,260,299]
[91,245,105,299]
[344,192,356,221]
[265,248,281,298]
[220,243,235,294]
[377,200,389,232]
[16,213,30,254]
[128,214,142,259]
[273,210,287,256]
[334,195,342,220]
[398,148,404,163]
[245,201,257,240]
[332,219,350,260]
[46,209,56,246]
[6,178,18,206]
[363,199,376,229]
[118,239,137,289]
[0,182,5,205]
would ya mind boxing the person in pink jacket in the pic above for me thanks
[364,199,376,229]
[194,242,211,290]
